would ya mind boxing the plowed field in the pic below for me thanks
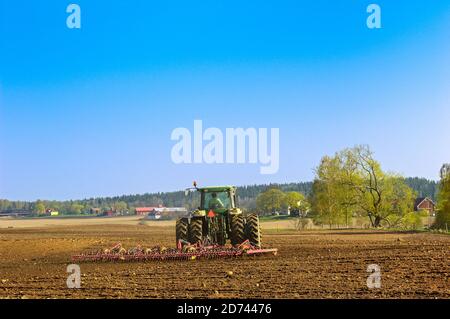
[0,219,448,299]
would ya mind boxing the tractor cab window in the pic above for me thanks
[203,191,231,210]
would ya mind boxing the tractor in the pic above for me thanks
[176,182,262,248]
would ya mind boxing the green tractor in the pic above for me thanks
[176,183,261,248]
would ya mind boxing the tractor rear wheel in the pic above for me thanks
[230,214,245,246]
[176,218,189,245]
[245,214,262,248]
[188,218,203,244]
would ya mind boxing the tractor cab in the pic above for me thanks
[198,186,237,213]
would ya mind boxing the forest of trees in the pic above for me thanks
[0,177,438,216]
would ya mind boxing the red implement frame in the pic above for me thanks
[72,241,278,263]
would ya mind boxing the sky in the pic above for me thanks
[0,0,449,201]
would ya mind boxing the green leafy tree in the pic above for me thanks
[283,192,300,209]
[310,162,346,226]
[113,201,128,213]
[69,203,84,215]
[311,145,415,228]
[256,188,286,214]
[284,191,310,215]
[34,201,46,215]
[435,171,450,230]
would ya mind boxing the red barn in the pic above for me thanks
[135,207,164,216]
[102,210,114,217]
[414,197,436,216]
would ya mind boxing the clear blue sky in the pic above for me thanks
[0,0,449,200]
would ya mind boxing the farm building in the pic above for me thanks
[414,197,436,216]
[45,209,59,216]
[145,210,162,220]
[144,207,188,220]
[90,208,101,215]
[135,207,162,216]
[102,210,114,217]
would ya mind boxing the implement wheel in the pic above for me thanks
[189,218,203,244]
[245,214,262,248]
[230,214,245,246]
[176,218,189,245]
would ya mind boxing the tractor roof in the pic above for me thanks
[197,185,236,192]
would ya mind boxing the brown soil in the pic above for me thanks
[0,223,448,299]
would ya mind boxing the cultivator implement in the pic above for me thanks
[72,240,278,263]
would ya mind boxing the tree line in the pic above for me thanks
[0,151,440,218]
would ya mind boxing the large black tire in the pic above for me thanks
[176,218,189,245]
[245,214,262,248]
[188,218,203,244]
[230,214,245,246]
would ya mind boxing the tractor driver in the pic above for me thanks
[208,192,224,210]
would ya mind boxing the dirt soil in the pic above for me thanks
[0,222,448,299]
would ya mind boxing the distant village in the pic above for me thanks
[0,205,188,220]
[0,197,437,219]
